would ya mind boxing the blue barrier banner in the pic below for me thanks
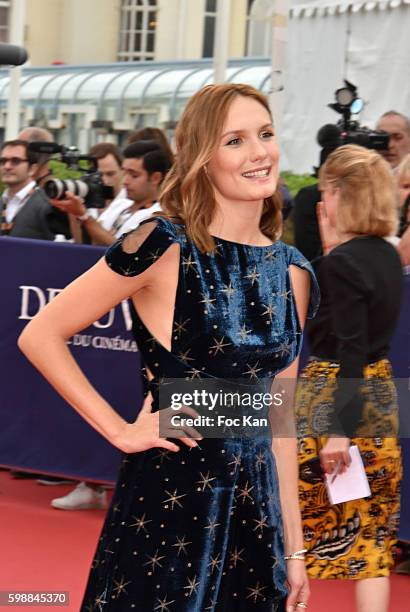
[0,237,143,483]
[0,237,409,539]
[391,271,410,541]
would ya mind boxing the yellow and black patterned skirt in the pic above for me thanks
[296,358,401,579]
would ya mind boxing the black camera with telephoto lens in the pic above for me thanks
[28,142,114,208]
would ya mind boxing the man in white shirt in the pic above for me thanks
[0,139,63,240]
[52,140,172,245]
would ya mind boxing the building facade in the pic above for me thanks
[2,0,263,67]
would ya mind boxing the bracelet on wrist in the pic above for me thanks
[284,548,307,561]
[76,211,90,222]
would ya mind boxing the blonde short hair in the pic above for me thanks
[319,144,398,237]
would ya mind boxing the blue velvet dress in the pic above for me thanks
[81,218,318,612]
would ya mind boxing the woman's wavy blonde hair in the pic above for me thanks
[159,83,282,252]
[319,144,398,237]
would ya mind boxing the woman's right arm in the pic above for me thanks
[18,256,186,454]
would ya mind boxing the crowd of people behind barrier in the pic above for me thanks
[1,114,409,258]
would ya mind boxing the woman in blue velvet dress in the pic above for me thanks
[19,84,318,611]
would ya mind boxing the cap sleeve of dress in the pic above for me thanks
[285,244,321,318]
[105,217,179,277]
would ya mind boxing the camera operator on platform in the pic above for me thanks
[51,140,172,246]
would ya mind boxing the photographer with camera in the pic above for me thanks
[0,139,70,240]
[88,142,127,206]
[19,127,55,187]
[50,140,172,246]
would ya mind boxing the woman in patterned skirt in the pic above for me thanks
[296,144,403,612]
[18,84,319,611]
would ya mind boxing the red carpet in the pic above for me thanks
[0,470,408,611]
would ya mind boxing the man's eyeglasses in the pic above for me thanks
[0,157,29,166]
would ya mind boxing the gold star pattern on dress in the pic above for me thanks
[256,451,267,470]
[210,243,223,257]
[209,336,231,356]
[278,289,291,301]
[119,264,135,276]
[143,549,165,572]
[154,596,175,611]
[238,324,252,341]
[94,593,108,612]
[237,481,255,504]
[172,535,192,556]
[162,489,187,510]
[229,546,245,567]
[244,266,260,285]
[173,318,190,336]
[182,254,197,272]
[277,340,292,356]
[129,513,152,534]
[265,249,277,261]
[204,517,221,536]
[196,470,216,491]
[199,293,216,309]
[261,303,276,321]
[243,361,263,380]
[253,514,269,533]
[220,282,236,299]
[178,349,194,364]
[208,553,222,574]
[148,248,162,262]
[183,575,200,597]
[228,454,241,470]
[186,367,202,379]
[152,449,172,463]
[205,597,218,611]
[246,581,268,603]
[112,577,131,597]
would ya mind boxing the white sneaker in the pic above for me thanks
[51,482,108,510]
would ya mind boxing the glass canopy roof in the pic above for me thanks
[0,58,272,122]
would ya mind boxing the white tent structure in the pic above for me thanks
[280,0,410,172]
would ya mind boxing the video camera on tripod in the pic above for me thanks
[317,80,390,154]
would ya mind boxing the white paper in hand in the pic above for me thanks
[325,445,371,505]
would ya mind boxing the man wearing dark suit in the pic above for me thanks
[0,139,67,240]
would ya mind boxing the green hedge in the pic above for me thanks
[281,171,317,197]
[281,172,317,244]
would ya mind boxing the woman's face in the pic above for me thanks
[398,172,410,207]
[321,182,340,228]
[207,96,279,207]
